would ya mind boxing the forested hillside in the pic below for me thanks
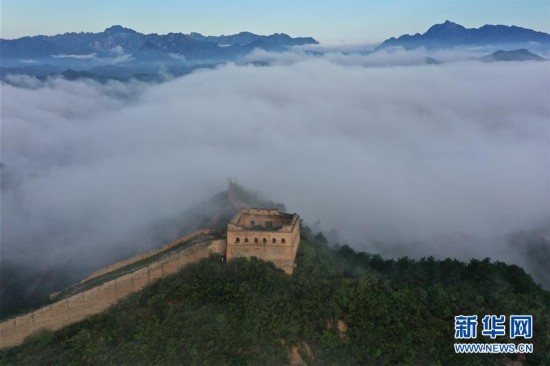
[2,224,549,365]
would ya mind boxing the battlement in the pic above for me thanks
[226,208,300,273]
[0,231,227,349]
[228,208,298,232]
[0,208,301,349]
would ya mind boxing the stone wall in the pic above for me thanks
[227,219,300,274]
[236,212,290,229]
[0,234,227,349]
[82,229,213,283]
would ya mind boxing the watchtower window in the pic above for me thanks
[250,220,255,226]
[236,237,240,243]
[244,238,249,243]
[254,238,259,243]
[281,238,286,244]
[266,221,273,229]
[263,238,267,243]
[272,238,276,243]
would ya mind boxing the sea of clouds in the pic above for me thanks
[2,51,549,284]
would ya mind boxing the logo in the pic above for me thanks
[454,314,534,354]
[510,315,533,339]
[454,315,478,339]
[481,315,506,339]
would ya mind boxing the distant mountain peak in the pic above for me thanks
[376,21,550,50]
[440,20,460,27]
[0,27,318,62]
[425,20,466,35]
[104,25,138,34]
[481,48,546,62]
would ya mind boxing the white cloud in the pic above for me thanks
[169,53,186,61]
[242,46,495,68]
[2,57,549,282]
[51,53,97,59]
[110,46,125,56]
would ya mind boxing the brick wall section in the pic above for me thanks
[0,235,227,349]
[82,229,213,283]
[236,213,290,228]
[227,209,300,274]
[226,226,300,274]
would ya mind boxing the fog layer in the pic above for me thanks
[2,56,549,280]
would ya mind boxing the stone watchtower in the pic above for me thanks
[226,208,300,274]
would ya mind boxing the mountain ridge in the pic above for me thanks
[480,48,546,62]
[0,25,318,61]
[377,20,550,50]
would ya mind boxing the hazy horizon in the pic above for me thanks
[2,0,550,43]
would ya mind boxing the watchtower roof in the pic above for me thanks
[228,208,299,232]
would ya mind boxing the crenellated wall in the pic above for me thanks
[0,206,301,349]
[0,234,227,349]
[226,208,300,274]
[82,229,214,283]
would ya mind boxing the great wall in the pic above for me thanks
[0,230,227,349]
[0,183,301,349]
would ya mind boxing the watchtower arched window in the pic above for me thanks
[254,238,259,243]
[263,238,267,243]
[236,237,240,243]
[272,238,276,243]
[244,238,249,243]
[281,238,286,244]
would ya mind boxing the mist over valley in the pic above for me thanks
[1,19,549,317]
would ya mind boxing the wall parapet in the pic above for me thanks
[82,229,214,283]
[0,232,227,349]
[226,208,300,274]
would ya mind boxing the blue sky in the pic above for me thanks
[1,0,549,43]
